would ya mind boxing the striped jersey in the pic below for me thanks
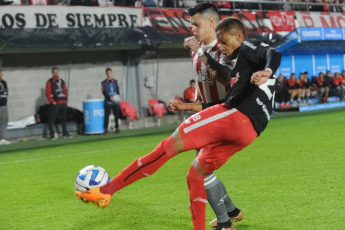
[191,39,231,103]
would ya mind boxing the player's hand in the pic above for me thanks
[251,69,272,86]
[183,36,200,52]
[168,99,186,112]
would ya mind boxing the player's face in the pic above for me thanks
[216,29,243,57]
[106,70,112,78]
[190,82,195,88]
[53,69,59,77]
[191,13,213,42]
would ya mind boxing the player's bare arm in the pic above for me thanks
[250,69,272,86]
[168,99,202,112]
[183,36,199,51]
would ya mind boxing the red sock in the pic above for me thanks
[187,165,207,230]
[100,136,177,195]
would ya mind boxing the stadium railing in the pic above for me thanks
[4,0,345,13]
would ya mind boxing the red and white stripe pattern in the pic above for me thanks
[191,40,231,103]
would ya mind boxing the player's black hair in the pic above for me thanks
[51,67,58,73]
[105,67,112,73]
[187,2,219,18]
[190,79,196,84]
[215,17,247,39]
[303,71,308,75]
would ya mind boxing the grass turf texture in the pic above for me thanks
[1,110,345,230]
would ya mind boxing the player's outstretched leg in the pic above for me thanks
[75,135,179,206]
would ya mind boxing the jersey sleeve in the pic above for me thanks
[225,51,254,106]
[241,40,282,75]
[203,52,232,85]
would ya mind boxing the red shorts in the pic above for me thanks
[178,103,257,173]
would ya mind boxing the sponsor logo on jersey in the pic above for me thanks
[243,40,257,50]
[196,72,214,85]
[256,97,270,120]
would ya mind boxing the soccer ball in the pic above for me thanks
[75,165,110,191]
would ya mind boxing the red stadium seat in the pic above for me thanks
[120,101,138,121]
[148,99,166,119]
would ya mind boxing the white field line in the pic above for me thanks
[0,143,156,166]
[0,150,99,166]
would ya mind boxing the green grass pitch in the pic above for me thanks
[1,110,345,230]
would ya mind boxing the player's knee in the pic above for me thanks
[163,136,178,158]
[187,165,204,182]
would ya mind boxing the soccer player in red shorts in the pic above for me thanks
[183,3,242,228]
[76,17,281,230]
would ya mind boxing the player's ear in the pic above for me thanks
[209,17,216,28]
[236,30,244,41]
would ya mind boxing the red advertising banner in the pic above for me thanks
[145,8,192,34]
[231,11,273,33]
[296,12,345,28]
[145,8,289,38]
[268,11,296,32]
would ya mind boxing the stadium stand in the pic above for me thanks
[0,0,345,140]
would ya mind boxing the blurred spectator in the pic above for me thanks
[70,0,99,5]
[275,74,290,107]
[287,73,302,105]
[143,0,155,7]
[213,1,231,8]
[163,0,184,8]
[341,0,345,12]
[280,0,296,11]
[325,0,343,12]
[311,0,326,11]
[300,72,312,104]
[296,0,320,11]
[0,69,10,145]
[45,67,71,139]
[312,72,330,103]
[325,70,333,85]
[102,67,120,134]
[113,0,134,6]
[331,72,344,99]
[261,0,276,10]
[183,79,196,103]
[35,105,84,137]
[0,0,13,4]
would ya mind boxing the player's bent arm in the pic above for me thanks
[258,47,282,75]
[183,103,203,112]
[200,52,231,85]
[201,99,225,110]
[169,99,203,112]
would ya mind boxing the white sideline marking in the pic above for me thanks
[0,150,99,166]
[0,143,157,166]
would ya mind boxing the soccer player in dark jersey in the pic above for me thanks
[76,17,281,230]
